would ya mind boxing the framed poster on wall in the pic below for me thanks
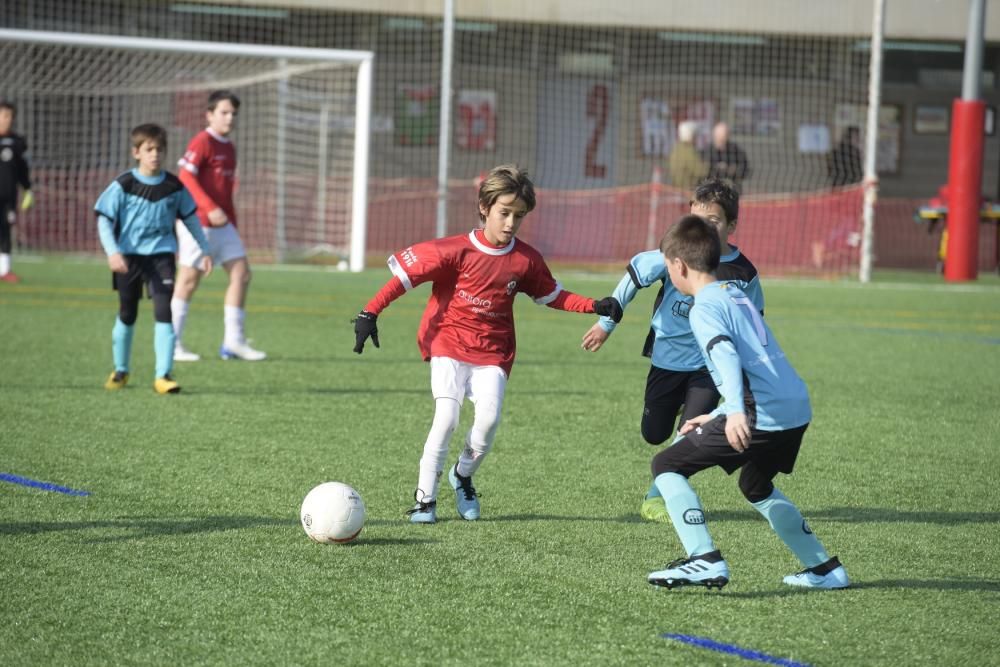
[914,105,949,135]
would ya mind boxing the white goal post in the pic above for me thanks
[0,28,373,272]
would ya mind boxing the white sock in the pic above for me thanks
[416,398,460,502]
[223,305,245,347]
[0,253,10,275]
[456,396,501,478]
[171,297,190,344]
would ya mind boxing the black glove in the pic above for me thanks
[352,310,380,354]
[593,297,623,324]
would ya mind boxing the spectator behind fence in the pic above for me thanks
[704,122,750,192]
[668,121,707,191]
[827,126,863,187]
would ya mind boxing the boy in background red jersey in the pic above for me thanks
[353,164,622,524]
[172,90,265,362]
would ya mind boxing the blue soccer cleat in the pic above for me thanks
[648,550,730,590]
[448,464,481,521]
[406,498,437,524]
[783,556,850,589]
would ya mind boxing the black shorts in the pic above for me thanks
[112,253,176,297]
[654,415,807,478]
[641,366,719,445]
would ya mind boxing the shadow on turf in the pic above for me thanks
[0,515,295,539]
[0,516,446,545]
[704,507,1000,525]
[720,577,1000,598]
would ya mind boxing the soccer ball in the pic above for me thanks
[300,482,366,544]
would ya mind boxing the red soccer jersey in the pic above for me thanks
[177,128,237,228]
[378,229,588,376]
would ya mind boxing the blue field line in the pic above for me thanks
[661,633,812,667]
[0,472,91,496]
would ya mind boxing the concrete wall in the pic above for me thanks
[194,0,1000,41]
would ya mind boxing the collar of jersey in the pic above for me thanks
[720,244,742,263]
[469,229,514,255]
[131,168,166,185]
[205,127,231,143]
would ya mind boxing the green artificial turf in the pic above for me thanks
[1,258,998,666]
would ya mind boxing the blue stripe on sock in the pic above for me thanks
[0,473,91,496]
[661,633,812,667]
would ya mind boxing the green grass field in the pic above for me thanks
[2,257,999,666]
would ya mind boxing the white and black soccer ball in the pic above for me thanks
[300,482,366,544]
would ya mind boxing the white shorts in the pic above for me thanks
[176,221,247,269]
[430,356,507,406]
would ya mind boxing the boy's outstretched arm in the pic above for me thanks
[352,276,406,354]
[582,270,639,351]
[542,289,622,323]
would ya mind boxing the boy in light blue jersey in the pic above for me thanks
[582,179,763,522]
[95,124,213,394]
[646,215,848,591]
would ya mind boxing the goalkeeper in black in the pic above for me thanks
[0,100,34,283]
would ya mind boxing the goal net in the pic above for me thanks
[6,3,965,275]
[0,29,372,270]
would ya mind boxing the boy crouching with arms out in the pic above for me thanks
[646,215,848,590]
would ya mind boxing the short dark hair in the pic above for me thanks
[207,90,241,112]
[130,123,167,151]
[0,99,16,116]
[477,164,536,221]
[691,178,739,223]
[660,214,721,273]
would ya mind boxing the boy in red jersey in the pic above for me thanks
[172,90,265,362]
[353,164,622,523]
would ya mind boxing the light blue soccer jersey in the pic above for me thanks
[599,246,764,371]
[94,169,206,256]
[690,281,811,431]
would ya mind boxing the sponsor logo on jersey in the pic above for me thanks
[683,509,706,525]
[505,279,517,295]
[0,147,12,162]
[672,298,692,318]
[458,289,491,309]
[801,520,813,534]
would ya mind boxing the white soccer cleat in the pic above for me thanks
[173,344,201,362]
[648,550,730,590]
[783,556,850,589]
[219,340,267,361]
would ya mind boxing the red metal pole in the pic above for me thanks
[944,99,985,281]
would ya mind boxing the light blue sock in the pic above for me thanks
[646,435,684,500]
[112,317,134,373]
[154,322,175,379]
[751,487,830,568]
[654,472,716,557]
